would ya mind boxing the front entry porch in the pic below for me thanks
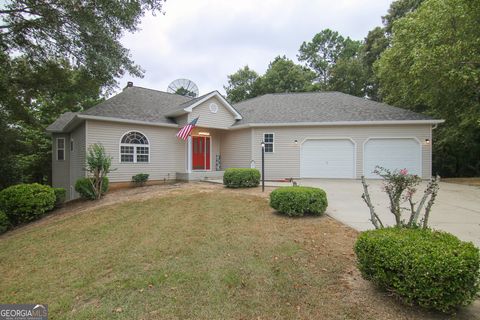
[176,127,226,181]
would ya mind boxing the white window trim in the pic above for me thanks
[56,138,65,161]
[263,133,275,153]
[119,131,151,164]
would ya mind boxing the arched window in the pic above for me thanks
[120,131,150,163]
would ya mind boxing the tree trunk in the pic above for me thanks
[361,176,384,229]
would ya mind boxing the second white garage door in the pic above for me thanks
[300,139,355,178]
[364,138,422,178]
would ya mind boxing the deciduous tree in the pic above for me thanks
[1,0,165,87]
[0,0,166,188]
[224,66,260,103]
[362,27,389,100]
[376,0,480,176]
[260,56,316,94]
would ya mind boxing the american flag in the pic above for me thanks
[176,117,199,140]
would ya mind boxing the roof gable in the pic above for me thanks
[186,96,237,129]
[166,91,242,120]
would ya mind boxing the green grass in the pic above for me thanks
[0,188,459,319]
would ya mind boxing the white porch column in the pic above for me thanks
[187,136,192,173]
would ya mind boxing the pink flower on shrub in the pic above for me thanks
[399,168,408,176]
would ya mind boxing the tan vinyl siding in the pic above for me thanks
[251,125,432,179]
[86,120,184,182]
[188,97,236,129]
[69,123,86,199]
[220,129,252,169]
[52,133,70,194]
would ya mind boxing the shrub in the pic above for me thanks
[0,210,9,234]
[361,166,440,229]
[270,186,328,217]
[132,173,149,187]
[53,188,66,207]
[223,168,260,188]
[75,177,109,200]
[0,183,56,225]
[85,144,113,200]
[354,228,480,313]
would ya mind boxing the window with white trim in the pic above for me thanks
[56,138,65,160]
[120,131,150,163]
[264,133,274,153]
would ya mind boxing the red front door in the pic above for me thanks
[192,136,210,170]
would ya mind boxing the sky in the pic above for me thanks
[118,0,393,96]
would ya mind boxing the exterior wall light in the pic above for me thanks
[294,139,298,145]
[425,139,430,145]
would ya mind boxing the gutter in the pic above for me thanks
[229,120,445,130]
[46,114,445,133]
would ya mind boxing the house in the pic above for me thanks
[47,83,443,200]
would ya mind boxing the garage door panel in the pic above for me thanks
[301,139,355,178]
[364,138,421,178]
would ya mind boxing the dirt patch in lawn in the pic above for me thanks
[0,182,478,319]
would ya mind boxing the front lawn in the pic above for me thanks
[0,184,475,319]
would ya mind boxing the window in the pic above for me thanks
[57,138,65,160]
[264,133,274,153]
[120,131,149,163]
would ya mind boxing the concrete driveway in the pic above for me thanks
[297,179,480,247]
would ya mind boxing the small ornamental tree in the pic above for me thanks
[85,144,114,200]
[361,166,439,229]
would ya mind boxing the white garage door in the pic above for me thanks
[364,138,421,178]
[300,139,355,178]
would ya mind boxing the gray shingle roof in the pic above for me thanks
[46,111,78,132]
[175,91,214,109]
[47,88,439,133]
[232,92,435,125]
[81,86,192,124]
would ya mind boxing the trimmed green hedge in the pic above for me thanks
[75,177,109,200]
[132,173,149,186]
[354,228,480,313]
[0,183,56,224]
[270,186,328,217]
[223,168,260,188]
[53,188,66,207]
[0,210,9,234]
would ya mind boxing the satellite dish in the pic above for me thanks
[167,79,199,98]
